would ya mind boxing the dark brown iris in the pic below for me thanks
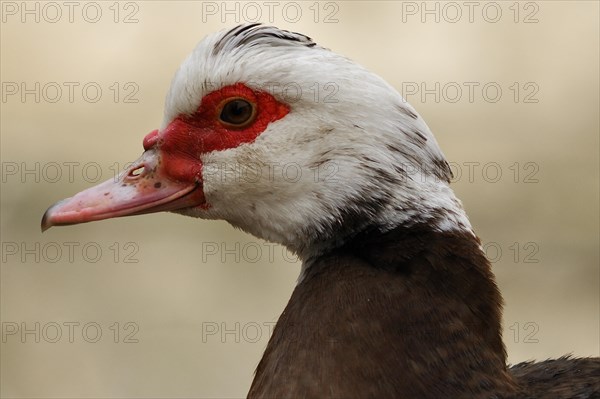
[219,98,256,128]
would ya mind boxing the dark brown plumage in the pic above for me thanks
[249,225,600,398]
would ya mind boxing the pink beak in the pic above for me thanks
[41,133,206,232]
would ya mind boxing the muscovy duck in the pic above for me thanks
[42,24,599,398]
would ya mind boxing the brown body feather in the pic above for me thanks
[249,225,599,398]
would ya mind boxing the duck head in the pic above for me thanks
[42,23,470,259]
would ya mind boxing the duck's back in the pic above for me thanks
[510,356,600,399]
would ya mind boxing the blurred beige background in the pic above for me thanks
[1,1,598,398]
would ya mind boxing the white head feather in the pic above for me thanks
[163,24,473,260]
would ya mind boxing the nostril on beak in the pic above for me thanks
[127,165,146,179]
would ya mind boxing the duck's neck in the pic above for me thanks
[249,224,519,398]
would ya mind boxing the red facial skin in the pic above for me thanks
[41,83,290,231]
[154,83,289,184]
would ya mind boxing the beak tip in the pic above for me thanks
[41,210,52,233]
[41,203,58,232]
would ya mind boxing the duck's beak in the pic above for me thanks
[41,148,206,232]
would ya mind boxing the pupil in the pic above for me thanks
[232,102,245,115]
[221,99,252,125]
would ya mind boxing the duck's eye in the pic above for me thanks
[219,98,256,128]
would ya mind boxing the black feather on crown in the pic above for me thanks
[212,23,317,56]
